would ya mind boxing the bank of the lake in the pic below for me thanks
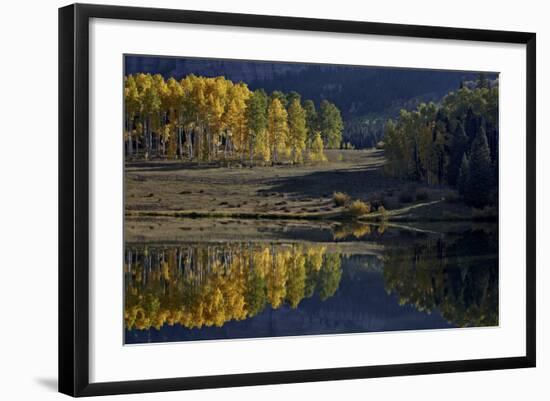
[125,149,493,224]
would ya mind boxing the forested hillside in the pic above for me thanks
[383,76,499,207]
[126,56,497,149]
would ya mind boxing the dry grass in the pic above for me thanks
[333,191,350,206]
[347,200,371,217]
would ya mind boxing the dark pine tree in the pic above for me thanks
[465,127,493,207]
[448,121,469,186]
[464,107,479,141]
[458,152,470,198]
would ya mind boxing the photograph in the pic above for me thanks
[123,55,499,344]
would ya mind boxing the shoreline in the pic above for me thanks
[124,199,497,223]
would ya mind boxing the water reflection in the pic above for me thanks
[125,244,341,331]
[124,225,498,343]
[383,229,499,328]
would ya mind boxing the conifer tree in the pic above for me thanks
[303,99,318,148]
[448,121,469,185]
[465,127,493,207]
[457,153,470,199]
[286,91,301,106]
[319,100,344,149]
[245,89,268,165]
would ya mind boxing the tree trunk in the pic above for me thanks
[144,118,149,160]
[178,127,183,159]
[187,129,193,161]
[224,131,230,160]
[249,142,254,167]
[128,129,133,157]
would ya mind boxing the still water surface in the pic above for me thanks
[124,223,498,344]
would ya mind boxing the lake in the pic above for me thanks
[124,221,498,344]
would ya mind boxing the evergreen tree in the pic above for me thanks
[457,153,470,198]
[464,107,479,140]
[303,99,318,147]
[286,91,301,106]
[429,123,447,185]
[465,127,493,207]
[448,122,469,185]
[245,89,268,165]
[382,81,499,205]
[319,100,344,149]
[269,90,288,108]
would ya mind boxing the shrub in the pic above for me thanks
[347,200,371,217]
[333,192,350,206]
[415,188,429,201]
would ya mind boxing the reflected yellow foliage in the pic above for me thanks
[332,222,387,240]
[125,243,342,331]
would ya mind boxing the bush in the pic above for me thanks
[415,188,429,201]
[347,200,371,217]
[333,192,350,206]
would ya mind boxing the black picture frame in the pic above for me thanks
[59,3,536,397]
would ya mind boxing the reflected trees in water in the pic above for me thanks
[124,243,342,331]
[383,230,498,327]
[124,228,498,335]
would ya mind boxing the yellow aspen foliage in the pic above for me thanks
[124,73,336,164]
[124,243,342,331]
[309,132,327,162]
[266,98,289,164]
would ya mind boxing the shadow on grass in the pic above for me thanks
[267,162,403,200]
[125,161,225,172]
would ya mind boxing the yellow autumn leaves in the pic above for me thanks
[124,73,334,164]
[124,243,342,331]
